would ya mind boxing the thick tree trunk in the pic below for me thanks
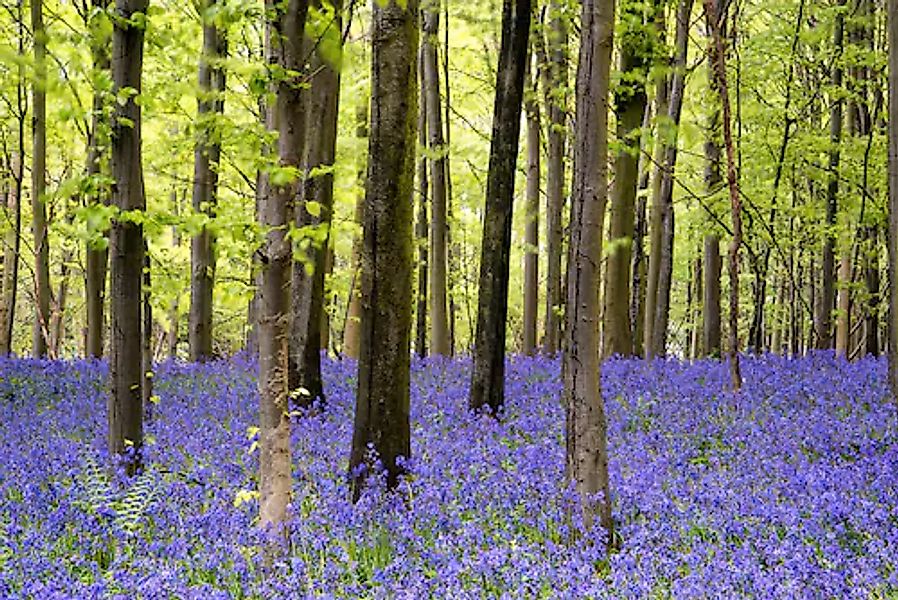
[85,0,111,359]
[819,0,846,350]
[415,47,429,358]
[889,0,898,400]
[541,0,567,355]
[349,0,417,499]
[31,0,50,357]
[469,0,530,414]
[342,102,368,359]
[564,0,614,544]
[423,0,450,356]
[703,234,722,357]
[523,47,540,355]
[706,0,742,390]
[108,0,149,473]
[288,0,342,405]
[189,0,227,363]
[259,0,310,534]
[604,0,651,357]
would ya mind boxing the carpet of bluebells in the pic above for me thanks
[1,352,897,598]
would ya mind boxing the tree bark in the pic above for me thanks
[415,45,429,358]
[349,0,417,500]
[85,0,111,359]
[564,0,614,544]
[423,0,450,356]
[541,0,567,355]
[690,251,702,358]
[629,103,651,357]
[109,0,149,473]
[342,102,368,359]
[819,0,846,350]
[189,0,228,363]
[31,0,51,357]
[258,0,310,534]
[647,0,693,358]
[889,0,898,400]
[469,0,530,415]
[604,0,651,357]
[523,45,540,355]
[288,0,342,405]
[703,234,721,357]
[836,253,851,356]
[706,0,742,390]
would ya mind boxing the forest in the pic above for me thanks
[1,0,898,595]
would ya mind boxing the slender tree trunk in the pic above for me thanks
[423,0,450,356]
[836,254,851,356]
[469,0,530,414]
[643,2,668,359]
[648,0,693,357]
[288,0,342,405]
[258,0,310,534]
[604,0,651,357]
[0,3,25,357]
[415,46,429,359]
[108,0,149,473]
[443,0,458,354]
[342,102,368,359]
[706,0,742,390]
[31,0,50,357]
[142,242,153,411]
[691,252,702,358]
[523,45,540,355]
[629,103,651,357]
[819,0,846,350]
[703,234,721,357]
[889,0,898,400]
[565,0,614,544]
[349,0,417,499]
[541,0,567,355]
[168,190,181,357]
[85,0,111,359]
[189,0,228,363]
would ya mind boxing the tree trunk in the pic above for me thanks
[349,0,417,499]
[288,0,342,405]
[168,190,181,357]
[541,0,567,355]
[189,0,227,363]
[819,0,846,350]
[142,242,153,413]
[836,254,851,357]
[523,46,540,356]
[706,0,742,390]
[643,2,668,359]
[109,0,149,473]
[469,0,530,415]
[31,0,51,357]
[564,0,614,544]
[889,0,898,400]
[691,251,702,358]
[629,103,651,357]
[85,0,111,359]
[423,0,450,356]
[342,102,368,359]
[647,0,693,358]
[703,234,721,357]
[604,0,651,357]
[258,0,310,534]
[415,45,429,358]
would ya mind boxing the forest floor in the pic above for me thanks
[0,353,896,598]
